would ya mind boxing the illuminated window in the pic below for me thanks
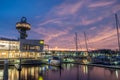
[39,40,44,44]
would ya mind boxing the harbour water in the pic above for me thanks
[0,63,120,80]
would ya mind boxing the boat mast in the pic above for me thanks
[75,32,78,55]
[84,32,88,52]
[115,14,120,51]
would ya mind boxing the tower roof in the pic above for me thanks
[16,17,31,30]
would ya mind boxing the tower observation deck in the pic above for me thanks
[16,17,31,39]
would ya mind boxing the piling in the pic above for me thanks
[3,59,8,80]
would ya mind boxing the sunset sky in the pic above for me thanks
[0,0,120,50]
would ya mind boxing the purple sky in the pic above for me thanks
[0,0,120,50]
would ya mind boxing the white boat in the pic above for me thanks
[48,56,61,66]
[14,64,22,71]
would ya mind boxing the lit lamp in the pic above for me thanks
[40,40,44,45]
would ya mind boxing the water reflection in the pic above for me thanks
[7,64,120,80]
[116,70,118,79]
[18,71,21,80]
[0,69,3,80]
[83,65,88,74]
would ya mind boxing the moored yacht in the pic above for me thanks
[48,56,61,66]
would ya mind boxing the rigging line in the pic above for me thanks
[84,32,88,52]
[78,33,82,51]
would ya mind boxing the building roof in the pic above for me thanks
[0,37,18,41]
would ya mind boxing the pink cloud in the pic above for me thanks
[86,25,118,50]
[45,0,86,17]
[32,0,120,50]
[88,1,115,8]
[32,25,73,44]
[71,23,118,50]
[80,16,103,25]
[39,18,62,26]
[56,2,83,16]
[112,4,120,13]
[89,27,96,30]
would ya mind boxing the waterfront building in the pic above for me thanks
[0,38,44,59]
[0,17,44,59]
[0,38,19,58]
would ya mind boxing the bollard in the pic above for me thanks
[3,59,8,80]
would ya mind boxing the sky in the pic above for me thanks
[0,0,120,51]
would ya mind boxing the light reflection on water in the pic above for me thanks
[0,69,3,80]
[5,64,120,80]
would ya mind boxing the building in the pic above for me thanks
[0,17,44,59]
[0,37,44,58]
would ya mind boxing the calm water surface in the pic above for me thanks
[0,64,120,80]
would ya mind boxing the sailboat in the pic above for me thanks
[92,14,120,65]
[109,13,120,65]
[74,32,89,64]
[83,32,90,64]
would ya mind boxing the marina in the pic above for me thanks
[0,1,120,79]
[0,51,120,80]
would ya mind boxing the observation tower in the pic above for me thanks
[16,17,31,39]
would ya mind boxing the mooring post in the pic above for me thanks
[3,59,8,80]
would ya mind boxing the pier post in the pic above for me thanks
[3,59,8,80]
